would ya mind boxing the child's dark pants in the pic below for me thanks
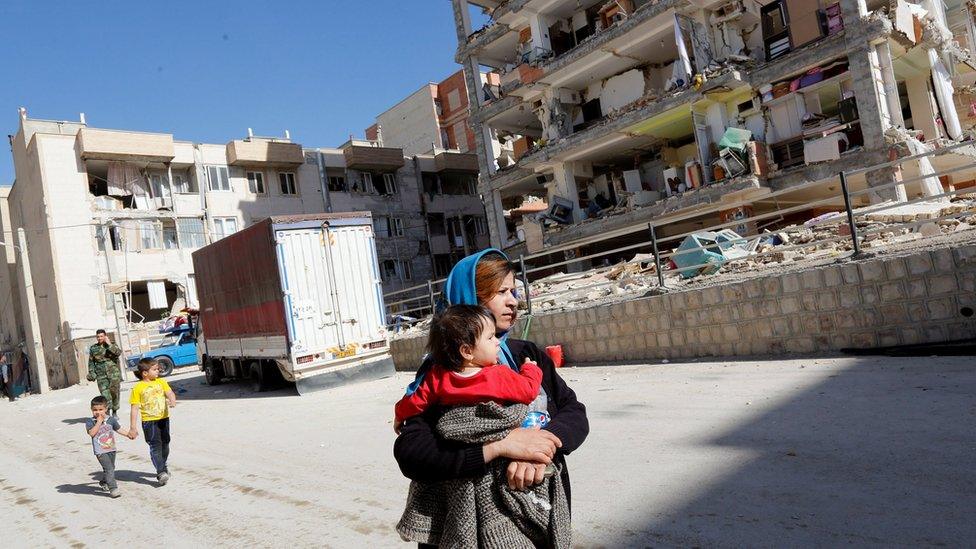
[142,417,170,475]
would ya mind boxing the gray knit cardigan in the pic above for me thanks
[396,402,572,548]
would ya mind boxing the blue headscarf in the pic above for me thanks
[404,248,518,395]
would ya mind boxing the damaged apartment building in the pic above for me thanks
[1,110,484,389]
[363,69,493,277]
[451,0,976,264]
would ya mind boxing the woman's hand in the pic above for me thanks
[483,428,562,464]
[506,460,548,491]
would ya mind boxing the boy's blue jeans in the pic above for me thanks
[142,417,170,475]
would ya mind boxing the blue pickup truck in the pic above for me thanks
[126,327,198,377]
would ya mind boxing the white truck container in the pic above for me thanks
[192,213,393,394]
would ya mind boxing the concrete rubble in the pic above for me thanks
[391,188,975,341]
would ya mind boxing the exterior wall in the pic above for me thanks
[0,190,23,349]
[436,70,476,152]
[9,128,76,388]
[391,242,976,369]
[375,85,442,156]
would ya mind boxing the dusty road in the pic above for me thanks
[1,356,974,547]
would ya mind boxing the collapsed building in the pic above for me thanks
[0,110,488,390]
[450,0,976,266]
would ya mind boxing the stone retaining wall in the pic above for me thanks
[390,242,976,370]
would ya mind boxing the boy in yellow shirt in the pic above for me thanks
[129,358,177,485]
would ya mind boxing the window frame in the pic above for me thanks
[382,172,398,195]
[391,217,404,237]
[246,170,267,195]
[206,165,232,192]
[328,174,347,192]
[138,220,162,250]
[278,171,298,195]
[212,217,239,240]
[176,218,206,249]
[171,172,194,194]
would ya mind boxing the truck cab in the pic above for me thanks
[127,326,198,377]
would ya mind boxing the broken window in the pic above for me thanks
[439,172,478,195]
[177,218,206,249]
[352,172,376,194]
[327,169,347,192]
[126,280,178,322]
[278,172,297,195]
[206,165,231,192]
[247,171,266,194]
[372,172,398,195]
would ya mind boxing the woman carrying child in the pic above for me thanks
[393,249,589,547]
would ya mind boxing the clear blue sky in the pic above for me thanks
[0,1,481,184]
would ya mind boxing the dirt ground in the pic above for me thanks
[1,355,973,547]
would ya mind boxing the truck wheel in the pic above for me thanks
[249,361,268,393]
[157,357,175,377]
[204,359,223,386]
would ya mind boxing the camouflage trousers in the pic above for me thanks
[96,375,121,413]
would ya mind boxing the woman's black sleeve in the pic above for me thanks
[393,411,488,482]
[526,342,590,455]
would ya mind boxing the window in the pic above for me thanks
[213,217,239,240]
[278,172,297,195]
[384,173,398,194]
[177,218,206,249]
[162,220,179,249]
[206,165,231,191]
[328,175,347,192]
[373,216,389,237]
[138,220,161,249]
[247,171,266,194]
[381,259,397,280]
[380,259,412,281]
[475,217,488,236]
[391,217,404,237]
[172,172,194,193]
[150,173,172,199]
[358,172,376,194]
[96,225,122,251]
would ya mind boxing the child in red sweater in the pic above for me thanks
[394,305,542,434]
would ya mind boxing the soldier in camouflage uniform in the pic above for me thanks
[87,329,123,416]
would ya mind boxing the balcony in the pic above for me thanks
[78,128,175,162]
[434,151,480,172]
[341,140,405,171]
[226,139,304,168]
